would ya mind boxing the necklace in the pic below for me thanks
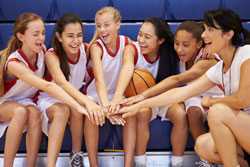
[221,47,238,95]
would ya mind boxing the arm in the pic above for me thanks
[204,59,250,110]
[112,44,135,102]
[7,61,89,116]
[45,52,104,125]
[90,43,109,106]
[45,52,97,107]
[142,59,217,98]
[120,75,215,117]
[0,49,7,96]
[107,44,135,115]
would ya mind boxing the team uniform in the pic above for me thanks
[130,42,164,120]
[0,49,45,137]
[37,44,88,135]
[157,49,223,121]
[85,35,129,103]
[180,49,224,116]
[206,45,250,113]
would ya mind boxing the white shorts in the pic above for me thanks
[151,106,169,121]
[37,96,61,136]
[0,98,36,138]
[185,96,205,112]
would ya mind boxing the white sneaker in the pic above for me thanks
[195,160,217,167]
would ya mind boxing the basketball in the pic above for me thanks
[124,68,156,97]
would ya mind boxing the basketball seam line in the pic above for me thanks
[134,71,151,88]
[132,75,138,95]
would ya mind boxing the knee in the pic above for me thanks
[137,109,151,126]
[207,103,229,126]
[187,106,203,120]
[53,105,70,121]
[70,109,83,120]
[195,134,210,159]
[28,107,42,124]
[13,105,28,123]
[169,105,187,125]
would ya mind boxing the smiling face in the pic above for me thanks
[57,22,83,56]
[17,19,45,54]
[95,12,120,45]
[174,30,202,63]
[202,23,229,56]
[137,22,163,56]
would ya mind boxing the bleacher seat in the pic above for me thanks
[0,0,54,21]
[166,0,223,20]
[54,0,111,21]
[224,0,250,20]
[112,0,166,21]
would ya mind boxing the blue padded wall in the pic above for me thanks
[112,0,166,20]
[0,0,54,21]
[54,0,111,21]
[224,0,250,20]
[166,0,223,20]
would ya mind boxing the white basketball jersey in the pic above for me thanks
[206,45,250,111]
[86,35,129,102]
[179,49,223,97]
[132,42,159,78]
[0,49,45,103]
[39,44,88,99]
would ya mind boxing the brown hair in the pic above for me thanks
[175,21,204,43]
[0,13,43,94]
[4,12,43,58]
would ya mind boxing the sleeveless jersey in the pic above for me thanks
[86,35,128,102]
[0,49,45,103]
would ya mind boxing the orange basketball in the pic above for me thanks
[124,68,156,97]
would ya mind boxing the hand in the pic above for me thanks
[116,104,141,118]
[86,102,106,126]
[120,94,145,106]
[108,99,123,114]
[76,106,90,119]
[202,96,212,108]
[107,114,126,126]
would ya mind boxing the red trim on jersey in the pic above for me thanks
[81,67,94,94]
[5,58,21,73]
[32,90,40,103]
[4,78,17,94]
[143,54,160,64]
[18,49,38,71]
[100,36,120,58]
[124,37,129,46]
[216,84,225,94]
[95,41,104,60]
[129,43,138,65]
[67,50,80,64]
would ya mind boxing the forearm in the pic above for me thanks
[113,64,134,101]
[44,82,82,111]
[95,81,109,106]
[142,76,179,98]
[60,82,94,106]
[209,95,248,110]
